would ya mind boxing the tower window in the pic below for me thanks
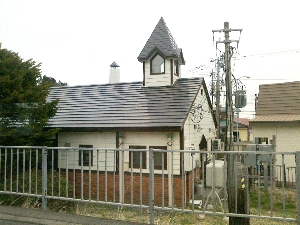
[174,60,179,76]
[151,54,165,74]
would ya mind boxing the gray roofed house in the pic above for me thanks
[251,81,300,121]
[47,77,206,131]
[46,17,217,207]
[250,81,300,172]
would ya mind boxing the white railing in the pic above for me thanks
[0,146,299,224]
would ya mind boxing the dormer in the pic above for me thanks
[137,17,185,87]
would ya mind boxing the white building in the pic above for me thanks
[250,81,300,184]
[47,17,217,206]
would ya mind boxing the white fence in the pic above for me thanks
[0,146,299,224]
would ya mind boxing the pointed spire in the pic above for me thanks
[110,61,120,67]
[137,17,181,61]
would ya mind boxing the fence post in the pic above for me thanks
[42,146,48,210]
[295,151,300,224]
[149,148,154,224]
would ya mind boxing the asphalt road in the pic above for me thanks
[0,205,145,225]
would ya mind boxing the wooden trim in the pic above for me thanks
[180,129,184,150]
[170,59,173,85]
[143,62,145,86]
[116,131,119,172]
[202,79,218,129]
[180,129,184,176]
[175,60,179,77]
[116,132,119,148]
[58,126,181,133]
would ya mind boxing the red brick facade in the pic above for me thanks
[61,168,199,207]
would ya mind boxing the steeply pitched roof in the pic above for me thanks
[256,81,300,115]
[47,77,204,130]
[137,17,183,62]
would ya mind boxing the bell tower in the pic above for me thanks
[137,17,185,87]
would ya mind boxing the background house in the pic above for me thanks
[233,118,251,142]
[47,17,217,206]
[218,107,251,143]
[250,81,300,181]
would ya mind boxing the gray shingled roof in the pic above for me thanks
[251,81,300,123]
[47,78,203,129]
[137,17,182,62]
[256,81,300,115]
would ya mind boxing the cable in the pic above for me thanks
[232,49,300,60]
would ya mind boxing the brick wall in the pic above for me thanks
[61,168,199,207]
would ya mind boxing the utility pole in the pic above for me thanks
[210,55,223,139]
[213,22,249,225]
[215,56,222,139]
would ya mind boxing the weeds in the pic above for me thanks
[0,172,298,225]
[0,168,74,211]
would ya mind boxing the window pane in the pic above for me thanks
[150,146,167,170]
[151,54,165,74]
[129,146,146,169]
[79,145,93,166]
[174,60,178,76]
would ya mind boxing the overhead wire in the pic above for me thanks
[232,49,300,60]
[188,48,300,74]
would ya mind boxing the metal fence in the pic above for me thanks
[0,146,299,224]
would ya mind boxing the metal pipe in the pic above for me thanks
[42,146,48,210]
[149,148,154,224]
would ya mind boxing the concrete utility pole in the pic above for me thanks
[210,55,223,139]
[213,22,249,225]
[215,56,222,139]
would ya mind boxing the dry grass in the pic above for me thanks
[72,203,297,224]
[70,186,298,224]
[1,175,297,225]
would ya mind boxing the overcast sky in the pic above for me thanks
[1,0,300,118]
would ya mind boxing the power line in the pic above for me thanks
[185,48,300,75]
[232,49,300,60]
[246,78,297,80]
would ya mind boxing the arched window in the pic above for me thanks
[151,54,165,74]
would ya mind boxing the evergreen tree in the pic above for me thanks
[41,75,68,87]
[0,45,58,146]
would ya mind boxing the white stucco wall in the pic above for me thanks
[57,131,182,174]
[58,132,116,148]
[183,87,216,171]
[252,122,300,182]
[120,131,181,175]
[57,132,116,171]
[144,59,172,86]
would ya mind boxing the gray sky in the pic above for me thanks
[1,0,300,118]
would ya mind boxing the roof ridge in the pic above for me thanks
[50,81,143,89]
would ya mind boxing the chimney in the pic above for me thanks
[109,61,120,84]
